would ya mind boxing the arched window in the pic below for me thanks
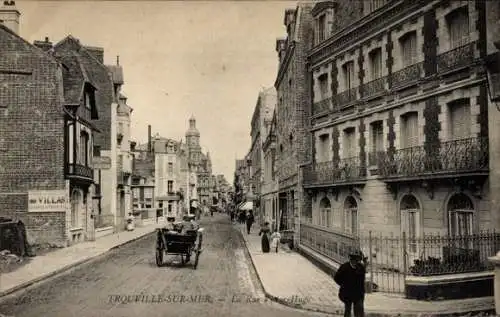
[447,193,474,237]
[400,194,420,254]
[319,197,331,227]
[344,196,358,235]
[71,189,81,228]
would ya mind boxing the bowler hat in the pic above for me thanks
[348,249,363,258]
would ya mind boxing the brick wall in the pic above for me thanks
[0,26,67,245]
[276,3,314,185]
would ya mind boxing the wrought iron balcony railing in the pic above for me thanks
[437,42,476,73]
[378,137,489,178]
[333,87,358,108]
[303,156,367,186]
[313,97,331,115]
[362,76,387,98]
[368,151,385,166]
[391,62,423,88]
[66,163,94,180]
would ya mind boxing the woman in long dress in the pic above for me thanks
[259,222,271,253]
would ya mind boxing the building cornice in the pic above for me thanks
[311,1,336,17]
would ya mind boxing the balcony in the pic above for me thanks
[437,42,476,74]
[66,163,94,182]
[312,97,331,115]
[378,137,489,180]
[361,76,387,99]
[333,87,357,108]
[303,156,367,187]
[391,62,423,89]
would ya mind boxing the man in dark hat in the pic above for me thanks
[334,249,367,317]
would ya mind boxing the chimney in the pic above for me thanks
[33,36,53,51]
[147,125,152,153]
[84,46,104,64]
[0,0,20,35]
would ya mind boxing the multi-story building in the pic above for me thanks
[109,63,133,230]
[0,4,98,246]
[153,135,184,221]
[131,137,158,221]
[249,87,277,223]
[262,110,279,230]
[301,0,499,297]
[274,3,314,234]
[52,36,119,232]
[233,159,249,207]
[184,116,213,208]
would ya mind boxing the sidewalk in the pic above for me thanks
[237,225,495,317]
[0,224,157,298]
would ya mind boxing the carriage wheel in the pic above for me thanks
[155,248,163,267]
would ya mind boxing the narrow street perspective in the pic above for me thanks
[0,215,326,317]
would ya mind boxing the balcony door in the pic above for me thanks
[449,99,471,141]
[400,112,419,148]
[447,7,470,49]
[400,194,421,267]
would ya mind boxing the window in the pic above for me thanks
[79,132,89,166]
[167,180,173,193]
[447,7,469,49]
[317,134,330,163]
[84,92,91,109]
[318,14,326,42]
[319,198,331,227]
[400,31,417,67]
[343,128,356,158]
[369,48,383,80]
[342,61,355,91]
[318,73,328,99]
[447,194,474,250]
[370,121,384,165]
[448,99,471,140]
[168,202,173,212]
[344,196,358,235]
[144,188,153,200]
[168,162,173,174]
[118,122,123,135]
[400,112,419,148]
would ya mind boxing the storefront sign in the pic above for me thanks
[92,156,111,170]
[28,190,68,212]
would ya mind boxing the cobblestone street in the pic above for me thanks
[0,215,330,317]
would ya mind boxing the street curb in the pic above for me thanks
[235,227,496,317]
[0,229,156,299]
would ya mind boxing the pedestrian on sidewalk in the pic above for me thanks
[334,249,367,317]
[258,221,271,253]
[230,209,235,222]
[270,229,281,253]
[246,211,254,234]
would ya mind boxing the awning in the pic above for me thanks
[238,201,253,211]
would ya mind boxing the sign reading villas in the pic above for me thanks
[28,190,68,212]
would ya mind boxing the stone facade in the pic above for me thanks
[301,0,496,294]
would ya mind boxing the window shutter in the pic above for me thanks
[449,101,470,140]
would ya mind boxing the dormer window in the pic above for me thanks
[84,92,91,109]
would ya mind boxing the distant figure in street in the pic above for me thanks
[246,211,254,234]
[238,211,246,224]
[258,221,271,253]
[270,229,281,253]
[230,209,235,222]
[334,249,367,317]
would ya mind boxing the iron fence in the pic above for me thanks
[299,223,500,294]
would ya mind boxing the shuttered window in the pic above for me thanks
[449,99,471,140]
[447,7,470,49]
[369,48,383,80]
[400,31,417,67]
[342,61,355,91]
[343,128,356,158]
[401,112,419,148]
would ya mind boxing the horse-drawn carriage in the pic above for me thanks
[155,216,204,269]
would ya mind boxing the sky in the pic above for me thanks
[16,0,296,184]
